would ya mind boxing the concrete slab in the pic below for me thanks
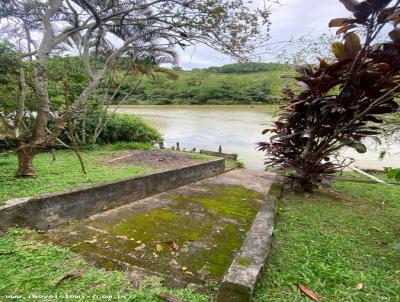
[40,169,275,296]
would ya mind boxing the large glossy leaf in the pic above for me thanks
[332,42,348,60]
[339,0,358,12]
[389,28,400,43]
[344,32,361,57]
[363,115,384,123]
[348,142,367,153]
[354,1,373,21]
[336,24,356,35]
[329,18,353,27]
[368,0,391,9]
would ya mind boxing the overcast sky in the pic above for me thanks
[178,0,349,69]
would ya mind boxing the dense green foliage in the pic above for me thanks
[0,53,161,149]
[198,62,287,74]
[255,173,400,301]
[101,114,162,144]
[59,104,162,145]
[387,168,400,182]
[121,64,293,105]
[259,2,400,192]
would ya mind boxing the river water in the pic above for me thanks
[113,105,400,171]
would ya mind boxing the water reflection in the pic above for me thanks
[113,105,400,171]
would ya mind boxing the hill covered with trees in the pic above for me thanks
[117,63,294,105]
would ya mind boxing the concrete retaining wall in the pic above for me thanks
[199,150,238,160]
[216,179,282,302]
[0,159,225,230]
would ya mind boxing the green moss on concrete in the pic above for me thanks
[171,186,262,221]
[237,257,252,267]
[45,184,263,288]
[268,182,282,199]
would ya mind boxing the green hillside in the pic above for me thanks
[117,63,294,105]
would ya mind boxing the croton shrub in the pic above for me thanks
[258,0,400,192]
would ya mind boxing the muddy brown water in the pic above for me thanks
[111,105,400,171]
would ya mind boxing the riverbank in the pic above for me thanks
[110,105,400,171]
[0,143,217,204]
[1,174,397,301]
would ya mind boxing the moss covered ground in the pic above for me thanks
[40,184,263,288]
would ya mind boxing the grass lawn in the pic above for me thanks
[0,143,155,204]
[0,143,219,205]
[254,174,400,302]
[0,170,398,301]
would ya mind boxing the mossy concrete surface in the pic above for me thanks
[40,169,274,294]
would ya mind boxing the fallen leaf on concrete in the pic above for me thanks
[156,244,163,252]
[56,269,85,286]
[298,284,320,302]
[130,271,140,289]
[169,259,180,269]
[165,241,179,252]
[356,283,364,290]
[135,243,146,251]
[84,238,97,244]
[159,294,182,302]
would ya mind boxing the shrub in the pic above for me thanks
[258,0,400,192]
[387,168,400,182]
[58,104,162,146]
[100,114,162,144]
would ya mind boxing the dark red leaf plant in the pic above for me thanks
[258,0,400,192]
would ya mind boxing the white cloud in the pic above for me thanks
[179,0,349,69]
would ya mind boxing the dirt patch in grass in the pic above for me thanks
[100,150,208,171]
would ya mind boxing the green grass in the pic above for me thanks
[1,165,398,301]
[0,143,154,204]
[224,159,245,170]
[254,174,400,301]
[0,229,209,302]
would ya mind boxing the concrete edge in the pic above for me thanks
[0,158,223,211]
[216,177,283,302]
[0,158,225,230]
[199,150,238,160]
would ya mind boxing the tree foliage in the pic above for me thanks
[0,0,272,177]
[120,65,292,105]
[258,0,400,192]
[201,62,286,74]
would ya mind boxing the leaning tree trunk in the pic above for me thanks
[16,146,39,178]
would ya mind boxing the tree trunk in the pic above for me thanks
[16,147,38,178]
